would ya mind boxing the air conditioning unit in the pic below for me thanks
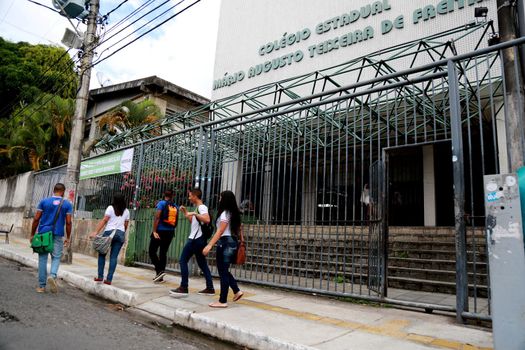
[52,0,89,19]
[61,28,83,49]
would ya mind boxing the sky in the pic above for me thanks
[0,0,221,99]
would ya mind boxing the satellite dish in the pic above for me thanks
[96,72,111,87]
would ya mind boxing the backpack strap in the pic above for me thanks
[51,198,65,235]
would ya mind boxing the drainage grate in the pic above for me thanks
[0,311,19,322]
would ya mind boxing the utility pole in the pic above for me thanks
[63,0,99,263]
[497,0,525,172]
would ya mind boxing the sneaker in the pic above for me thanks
[197,288,215,295]
[169,286,188,295]
[94,277,103,282]
[36,287,45,293]
[103,280,112,285]
[47,277,58,293]
[153,272,166,282]
[153,277,166,284]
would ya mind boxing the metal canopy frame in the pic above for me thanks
[92,21,499,154]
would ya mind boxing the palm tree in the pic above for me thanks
[98,99,162,135]
[0,94,74,175]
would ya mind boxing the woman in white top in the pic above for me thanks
[89,194,130,285]
[203,190,243,307]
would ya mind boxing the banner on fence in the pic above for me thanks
[80,149,134,180]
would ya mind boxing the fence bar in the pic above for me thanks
[447,60,468,323]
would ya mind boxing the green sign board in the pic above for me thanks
[80,148,134,180]
[518,167,525,239]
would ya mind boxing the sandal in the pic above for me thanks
[209,302,228,308]
[233,291,244,302]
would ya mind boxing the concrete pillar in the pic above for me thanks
[423,145,436,226]
[302,169,317,225]
[495,102,509,173]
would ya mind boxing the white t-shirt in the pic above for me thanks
[189,204,209,239]
[104,205,130,232]
[216,211,232,237]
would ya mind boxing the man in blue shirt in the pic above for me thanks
[149,190,178,283]
[29,183,73,293]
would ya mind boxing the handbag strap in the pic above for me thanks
[51,198,65,235]
[238,224,245,243]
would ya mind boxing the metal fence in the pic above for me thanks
[30,34,525,322]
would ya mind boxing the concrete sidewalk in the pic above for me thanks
[0,237,493,350]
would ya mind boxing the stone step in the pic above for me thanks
[390,241,486,252]
[389,248,486,260]
[388,257,487,273]
[388,266,488,285]
[388,276,488,297]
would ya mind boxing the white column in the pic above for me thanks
[262,161,272,223]
[423,145,436,227]
[221,158,242,200]
[302,169,317,225]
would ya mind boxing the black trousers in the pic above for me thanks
[148,230,174,274]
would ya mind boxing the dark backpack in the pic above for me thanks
[196,207,214,240]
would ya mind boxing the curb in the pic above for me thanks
[1,247,314,349]
[173,308,317,350]
[0,247,137,306]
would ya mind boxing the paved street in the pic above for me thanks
[0,257,237,350]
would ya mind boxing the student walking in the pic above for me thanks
[170,188,215,296]
[89,194,130,285]
[149,190,178,283]
[29,183,73,293]
[202,190,243,308]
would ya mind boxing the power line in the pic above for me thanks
[94,0,183,62]
[1,52,83,126]
[25,0,60,14]
[0,48,75,117]
[101,0,129,21]
[103,0,157,36]
[97,0,172,47]
[92,0,200,67]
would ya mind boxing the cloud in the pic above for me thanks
[93,0,220,98]
[0,0,220,99]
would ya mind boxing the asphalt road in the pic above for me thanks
[0,257,239,350]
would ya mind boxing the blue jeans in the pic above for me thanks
[38,235,64,288]
[216,236,240,303]
[179,237,214,290]
[97,230,125,282]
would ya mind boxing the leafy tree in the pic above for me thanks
[0,38,77,177]
[0,37,77,119]
[0,94,75,175]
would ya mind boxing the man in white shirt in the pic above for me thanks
[170,188,215,295]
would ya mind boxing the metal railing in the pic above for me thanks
[30,34,525,322]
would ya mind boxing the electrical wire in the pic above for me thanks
[96,0,173,48]
[101,0,129,22]
[103,0,157,36]
[92,0,200,67]
[93,0,183,63]
[25,0,60,14]
[5,0,201,128]
[0,48,74,117]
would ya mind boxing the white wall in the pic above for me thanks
[0,172,33,234]
[212,0,497,100]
